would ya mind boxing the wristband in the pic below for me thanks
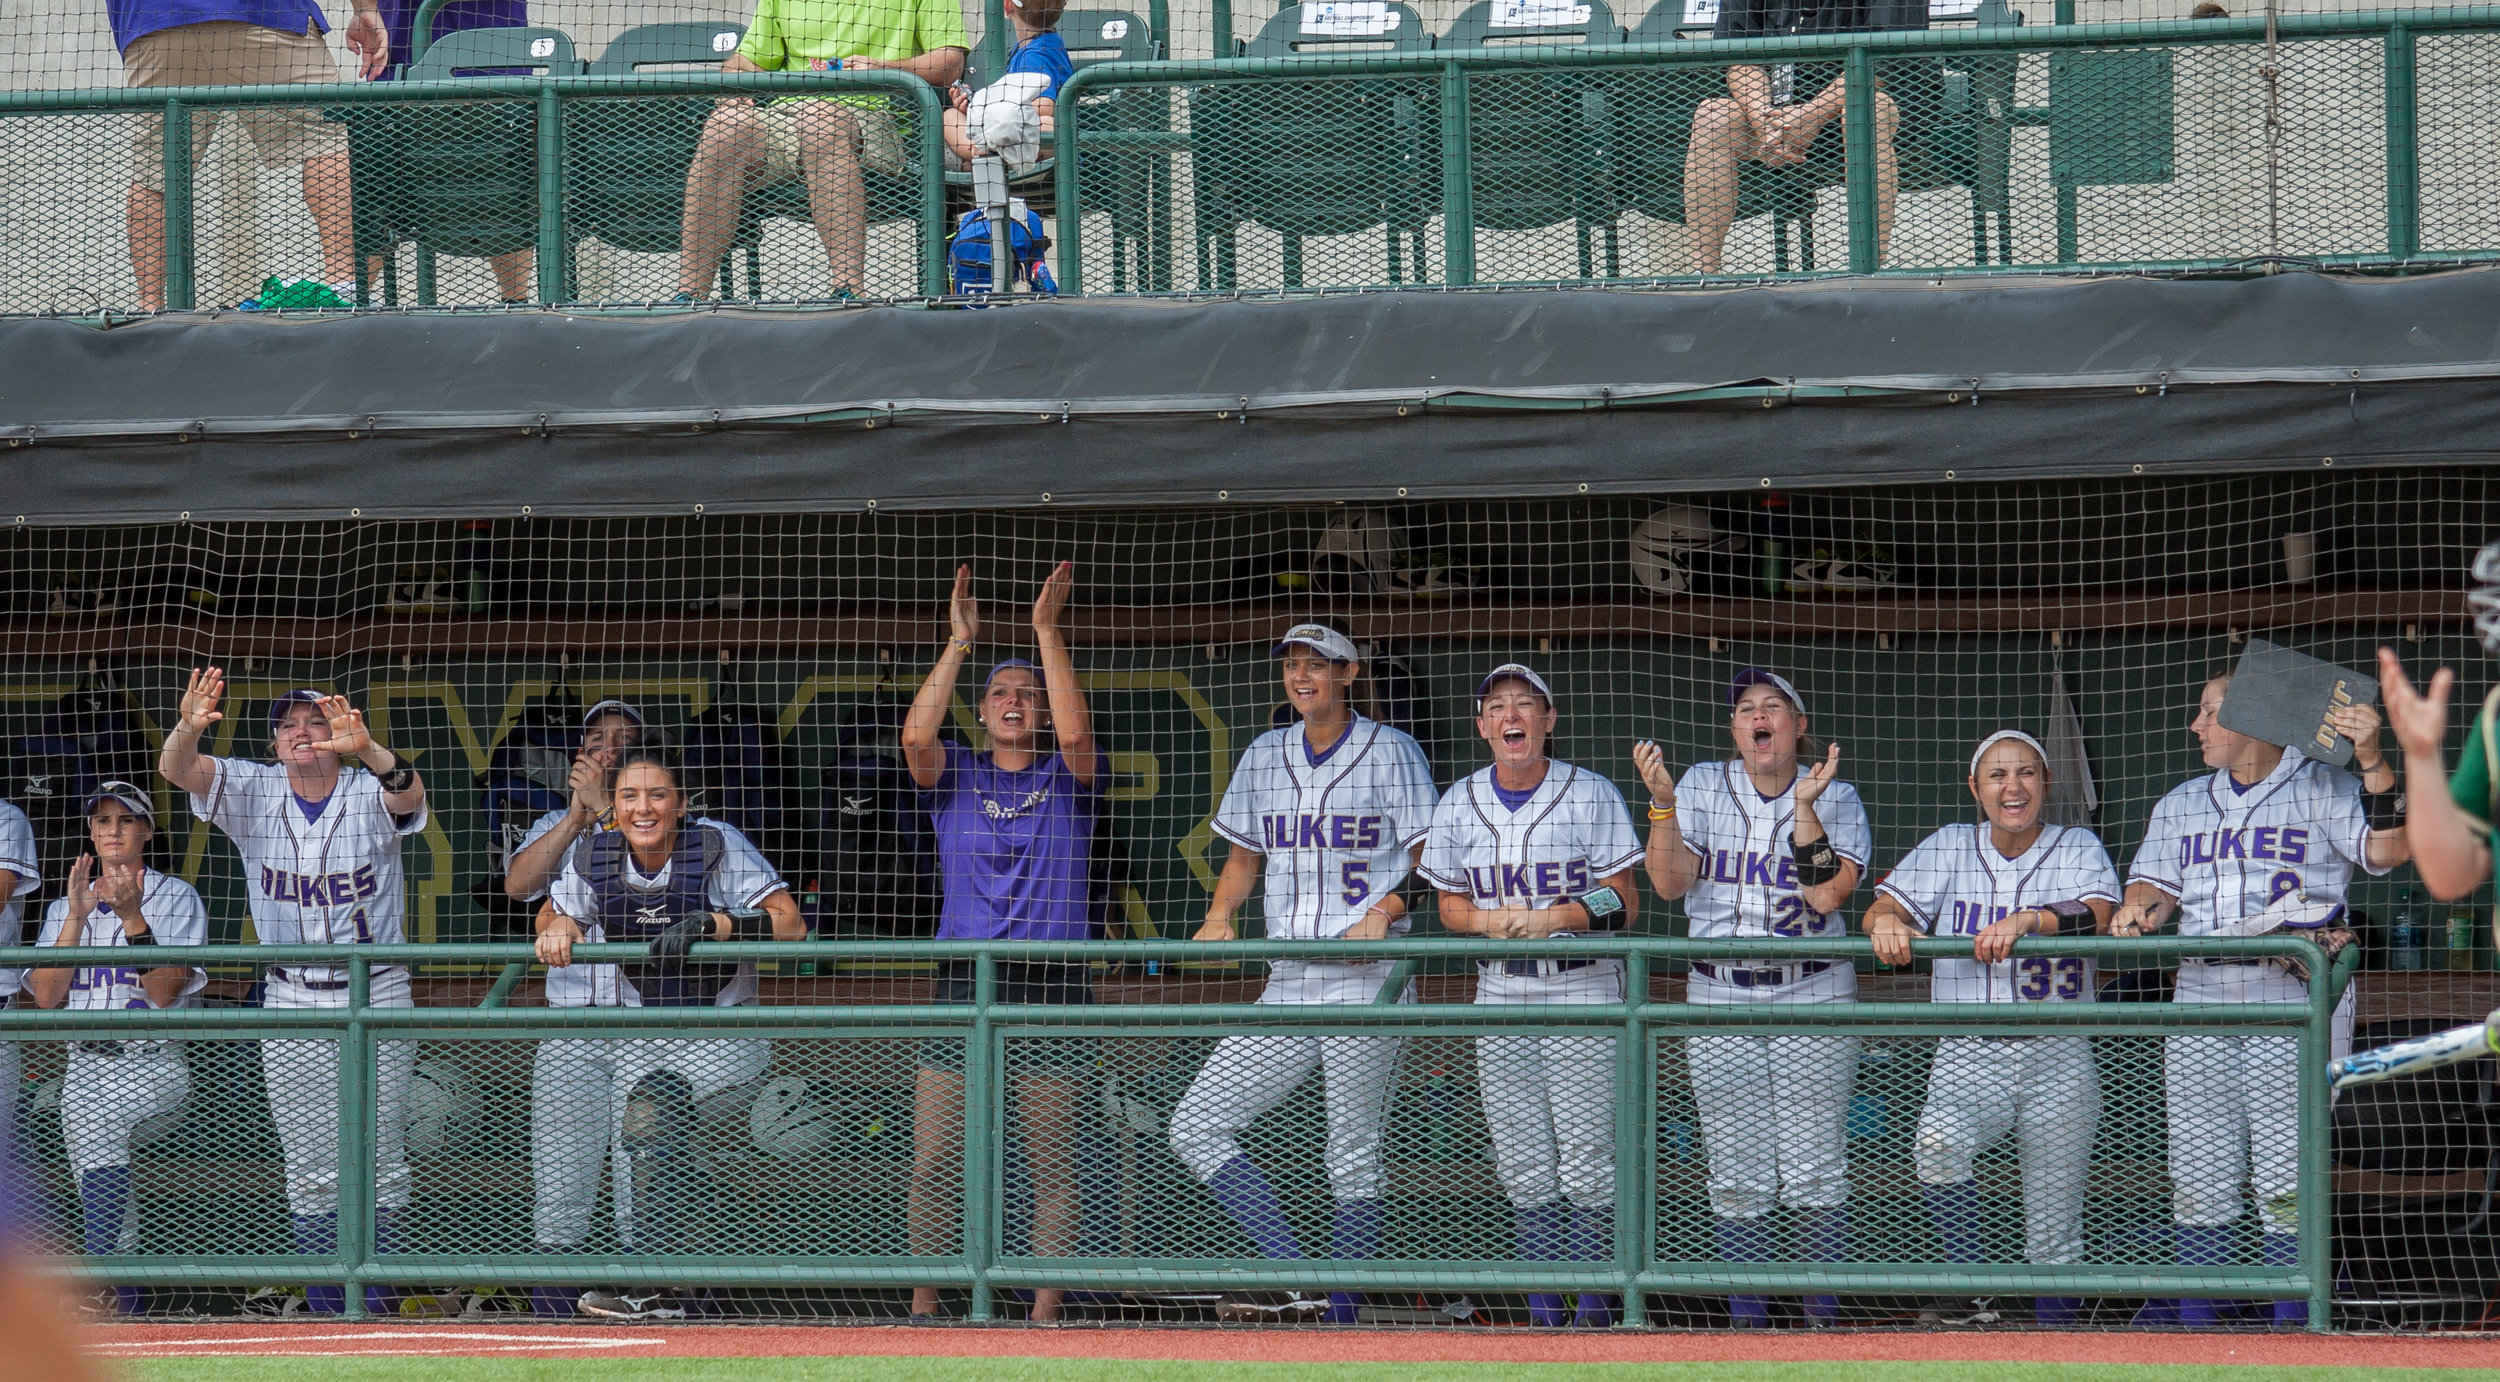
[727,907,777,942]
[1576,885,1626,932]
[371,747,416,794]
[121,926,157,947]
[2044,900,2097,936]
[2362,783,2405,832]
[1792,835,1842,887]
[1648,802,1677,822]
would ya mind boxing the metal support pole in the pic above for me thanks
[1843,46,1878,274]
[535,81,564,304]
[1616,950,1652,1327]
[161,97,195,311]
[1053,108,1083,294]
[1211,0,1235,56]
[2296,941,2340,1330]
[2055,183,2080,265]
[1439,61,1475,286]
[339,958,373,1320]
[917,85,949,296]
[964,952,998,1320]
[975,154,1014,297]
[977,0,1012,85]
[2385,24,2420,256]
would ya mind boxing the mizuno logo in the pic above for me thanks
[841,795,873,815]
[634,904,669,923]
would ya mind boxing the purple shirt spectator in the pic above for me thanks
[376,0,526,74]
[923,740,1100,942]
[108,0,328,51]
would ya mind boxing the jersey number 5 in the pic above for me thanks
[1341,861,1370,905]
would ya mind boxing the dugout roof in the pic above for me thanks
[7,268,2500,523]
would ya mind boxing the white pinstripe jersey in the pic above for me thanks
[191,758,427,958]
[0,801,37,997]
[1876,822,2120,1003]
[36,870,210,1010]
[2127,753,2384,934]
[1419,760,1644,926]
[1673,760,1872,940]
[1212,716,1440,940]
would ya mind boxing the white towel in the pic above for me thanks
[968,73,1052,172]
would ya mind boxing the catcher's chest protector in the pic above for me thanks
[574,825,728,1006]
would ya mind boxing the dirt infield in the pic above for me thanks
[79,1323,2500,1369]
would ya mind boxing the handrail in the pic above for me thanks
[0,69,949,307]
[6,931,2342,1327]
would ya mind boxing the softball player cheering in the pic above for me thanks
[1863,731,2120,1329]
[901,562,1101,1324]
[531,747,804,1322]
[158,672,425,1316]
[2112,670,2407,1329]
[1633,669,1868,1329]
[1167,624,1438,1325]
[502,698,647,904]
[1423,663,1641,1330]
[27,783,208,1317]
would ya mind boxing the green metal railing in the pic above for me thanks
[1052,7,2500,292]
[0,934,2353,1327]
[0,69,950,308]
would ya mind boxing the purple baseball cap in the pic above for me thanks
[986,657,1040,686]
[1728,668,1805,714]
[268,688,327,727]
[582,698,645,729]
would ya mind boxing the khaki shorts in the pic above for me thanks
[757,100,906,184]
[126,21,346,193]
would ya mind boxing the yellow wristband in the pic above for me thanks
[1648,804,1677,821]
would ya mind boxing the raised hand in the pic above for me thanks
[568,753,612,817]
[1793,742,1843,808]
[310,695,372,756]
[949,564,981,647]
[2381,646,2453,761]
[63,853,95,926]
[178,666,226,735]
[2328,699,2387,771]
[1032,560,1075,639]
[1632,740,1678,806]
[94,860,145,919]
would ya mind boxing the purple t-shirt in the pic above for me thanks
[110,0,328,52]
[924,741,1101,941]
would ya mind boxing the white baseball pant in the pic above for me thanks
[2165,963,2354,1231]
[1914,1034,2097,1263]
[530,1034,770,1248]
[1474,960,1621,1210]
[1169,959,1406,1201]
[261,969,416,1216]
[1684,963,1858,1219]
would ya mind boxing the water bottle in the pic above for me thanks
[2392,887,2427,971]
[2449,907,2478,972]
[1755,492,1791,596]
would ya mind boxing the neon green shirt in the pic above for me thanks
[2453,687,2500,854]
[737,0,968,72]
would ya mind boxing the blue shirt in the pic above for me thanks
[377,0,527,76]
[924,741,1101,942]
[1002,30,1073,100]
[111,0,328,53]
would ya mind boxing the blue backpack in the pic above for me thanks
[948,199,1058,298]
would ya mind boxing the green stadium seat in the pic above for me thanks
[340,27,581,306]
[573,20,927,300]
[570,21,758,298]
[1436,0,1625,281]
[1190,1,1439,289]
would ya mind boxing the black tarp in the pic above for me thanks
[7,269,2500,521]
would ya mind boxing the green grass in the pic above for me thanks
[120,1362,2500,1382]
